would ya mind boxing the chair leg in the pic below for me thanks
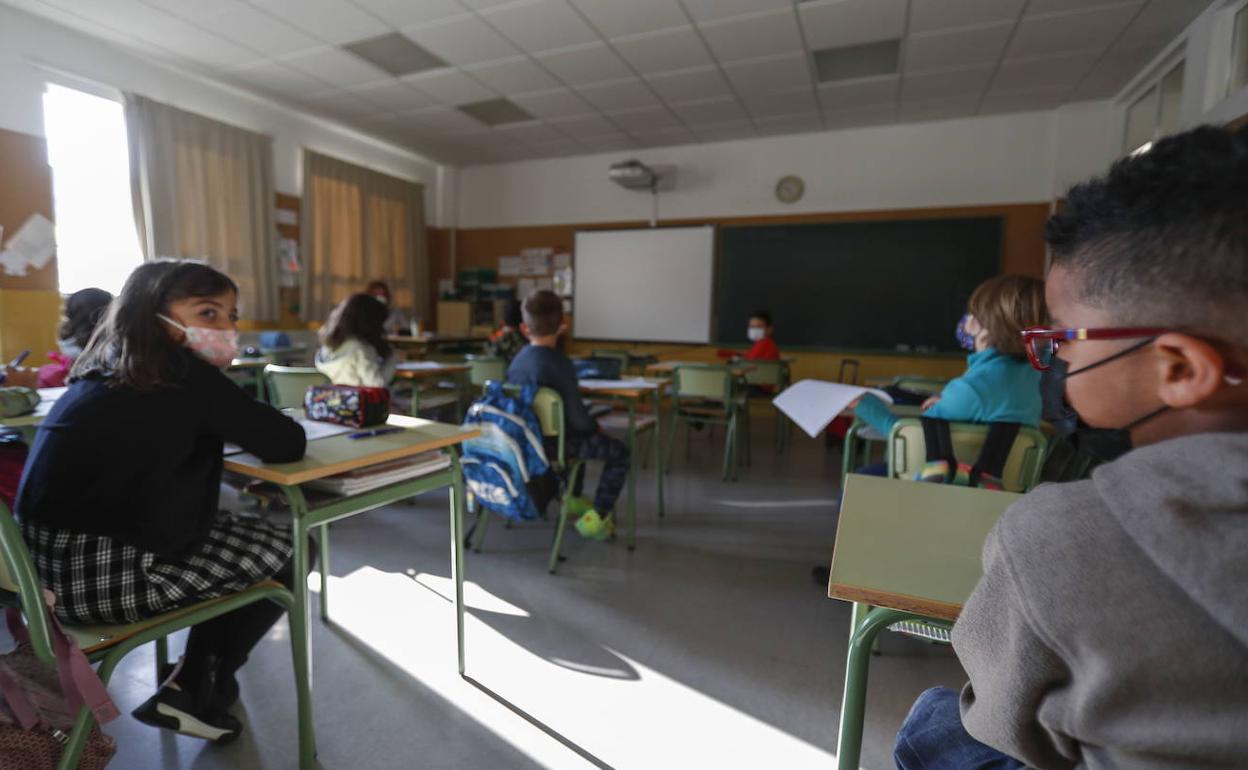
[154,635,170,684]
[549,503,570,574]
[664,413,680,475]
[473,510,491,553]
[59,651,126,770]
[318,523,330,622]
[286,591,318,767]
[721,417,736,481]
[836,606,919,770]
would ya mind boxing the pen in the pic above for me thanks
[348,426,405,440]
[7,350,29,368]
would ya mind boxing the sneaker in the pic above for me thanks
[574,509,613,541]
[132,682,242,743]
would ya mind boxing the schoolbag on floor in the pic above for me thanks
[915,417,1021,491]
[461,383,549,521]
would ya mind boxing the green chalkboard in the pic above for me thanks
[716,217,1003,351]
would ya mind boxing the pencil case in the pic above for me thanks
[303,385,390,428]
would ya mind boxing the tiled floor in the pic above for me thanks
[7,414,966,769]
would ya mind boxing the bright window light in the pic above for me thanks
[42,83,143,295]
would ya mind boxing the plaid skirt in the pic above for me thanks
[21,513,293,625]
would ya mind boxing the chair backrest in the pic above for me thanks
[838,359,860,385]
[672,364,734,403]
[572,357,622,381]
[743,359,789,388]
[0,501,56,665]
[466,356,506,386]
[264,365,330,409]
[892,376,948,396]
[500,384,565,466]
[887,418,1049,493]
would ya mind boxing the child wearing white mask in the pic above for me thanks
[743,310,780,361]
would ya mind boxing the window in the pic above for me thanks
[1123,60,1185,155]
[42,83,143,295]
[1231,4,1248,94]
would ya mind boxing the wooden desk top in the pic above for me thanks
[827,474,1020,621]
[225,414,478,485]
[644,361,755,377]
[388,335,488,345]
[578,378,670,398]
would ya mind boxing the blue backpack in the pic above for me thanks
[461,382,550,521]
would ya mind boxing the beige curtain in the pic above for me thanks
[124,93,278,320]
[300,149,427,323]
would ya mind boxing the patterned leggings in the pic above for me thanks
[564,431,631,514]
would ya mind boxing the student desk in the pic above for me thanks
[224,415,478,760]
[578,378,670,547]
[1,387,64,438]
[644,361,757,378]
[388,334,489,355]
[227,357,271,403]
[260,345,308,366]
[395,361,472,418]
[840,403,924,479]
[826,474,1020,770]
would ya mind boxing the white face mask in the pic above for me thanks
[747,327,765,342]
[159,314,239,368]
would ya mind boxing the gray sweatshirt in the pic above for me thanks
[953,430,1248,769]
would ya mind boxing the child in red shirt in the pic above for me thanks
[744,311,780,360]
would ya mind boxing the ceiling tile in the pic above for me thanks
[575,77,660,111]
[901,65,993,101]
[481,0,600,53]
[535,42,632,85]
[300,89,381,121]
[669,96,749,125]
[123,14,259,68]
[403,68,498,104]
[143,0,251,22]
[1026,0,1141,16]
[817,75,899,111]
[1115,0,1208,54]
[742,87,819,118]
[905,23,1013,73]
[548,113,620,137]
[979,87,1069,114]
[494,120,571,145]
[800,0,907,50]
[634,126,697,146]
[402,14,521,66]
[224,59,330,97]
[722,53,812,94]
[823,104,897,129]
[568,0,688,37]
[680,0,792,24]
[605,105,681,132]
[250,0,390,45]
[898,95,980,122]
[351,0,468,28]
[611,26,712,74]
[466,57,562,92]
[510,87,598,117]
[577,133,640,151]
[755,112,823,135]
[909,0,1026,33]
[691,120,758,141]
[282,46,390,87]
[399,104,493,132]
[698,9,803,63]
[646,66,734,103]
[1069,46,1154,99]
[1007,3,1143,59]
[992,50,1099,92]
[350,79,439,111]
[194,4,323,57]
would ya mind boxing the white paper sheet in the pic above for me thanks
[772,379,893,439]
[4,213,56,271]
[294,417,355,441]
[579,378,660,390]
[397,361,452,371]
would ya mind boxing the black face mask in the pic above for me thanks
[1039,339,1167,463]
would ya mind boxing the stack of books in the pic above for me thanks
[306,451,451,496]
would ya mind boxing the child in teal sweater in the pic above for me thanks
[855,275,1047,435]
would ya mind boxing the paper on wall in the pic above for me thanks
[4,213,56,271]
[516,278,537,298]
[278,237,300,273]
[498,256,522,276]
[0,250,26,277]
[772,379,893,439]
[553,252,571,269]
[535,277,553,292]
[275,209,298,226]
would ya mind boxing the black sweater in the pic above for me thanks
[505,344,596,436]
[15,352,306,557]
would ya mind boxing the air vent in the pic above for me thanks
[343,33,445,77]
[812,39,901,83]
[458,99,534,127]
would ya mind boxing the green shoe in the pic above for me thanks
[566,496,593,516]
[574,509,613,541]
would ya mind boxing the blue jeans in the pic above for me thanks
[895,687,1024,770]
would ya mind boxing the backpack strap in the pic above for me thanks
[969,422,1022,489]
[917,417,957,484]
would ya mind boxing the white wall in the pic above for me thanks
[0,4,448,219]
[458,107,1121,229]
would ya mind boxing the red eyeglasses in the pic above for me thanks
[1020,326,1171,371]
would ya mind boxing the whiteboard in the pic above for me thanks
[573,227,715,343]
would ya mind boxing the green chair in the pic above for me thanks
[466,355,506,388]
[591,348,631,374]
[665,364,743,482]
[886,417,1048,493]
[471,386,586,574]
[741,360,791,453]
[263,365,330,410]
[0,502,316,769]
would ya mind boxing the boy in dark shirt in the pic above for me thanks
[506,291,629,540]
